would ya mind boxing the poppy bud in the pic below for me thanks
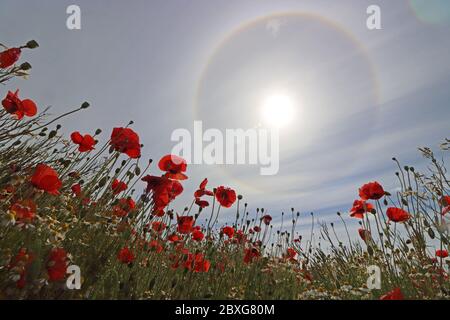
[25,40,39,49]
[95,129,102,135]
[19,62,32,70]
[81,102,90,109]
[237,195,242,200]
[428,228,435,239]
[98,177,108,188]
[56,124,62,130]
[48,130,57,139]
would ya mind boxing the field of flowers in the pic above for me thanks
[0,40,449,300]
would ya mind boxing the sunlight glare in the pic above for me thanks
[261,94,295,128]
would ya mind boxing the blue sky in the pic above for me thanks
[1,0,449,241]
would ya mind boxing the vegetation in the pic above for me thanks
[0,40,449,300]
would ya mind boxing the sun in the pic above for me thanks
[261,94,296,128]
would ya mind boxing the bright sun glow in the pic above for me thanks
[261,94,295,128]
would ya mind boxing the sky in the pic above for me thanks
[1,0,450,242]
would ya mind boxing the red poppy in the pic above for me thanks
[71,183,82,197]
[194,178,213,208]
[262,214,272,225]
[142,175,184,213]
[47,248,68,282]
[153,208,166,217]
[2,90,37,120]
[177,215,194,234]
[154,180,183,210]
[0,47,21,68]
[110,127,141,158]
[149,240,164,253]
[235,230,247,244]
[30,164,62,195]
[215,186,237,208]
[10,199,36,224]
[380,287,404,300]
[253,226,261,232]
[359,181,385,200]
[358,228,371,242]
[386,207,411,223]
[118,247,135,264]
[113,198,136,217]
[442,196,450,206]
[436,249,449,258]
[158,155,188,180]
[244,247,260,264]
[141,175,167,192]
[111,179,127,194]
[70,131,96,152]
[192,229,205,241]
[167,233,180,242]
[195,198,209,208]
[194,178,214,197]
[193,253,211,273]
[349,200,374,219]
[285,248,297,262]
[222,226,235,238]
[8,248,34,289]
[151,221,166,233]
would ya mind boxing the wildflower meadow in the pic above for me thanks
[0,40,449,301]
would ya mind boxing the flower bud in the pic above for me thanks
[25,40,39,49]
